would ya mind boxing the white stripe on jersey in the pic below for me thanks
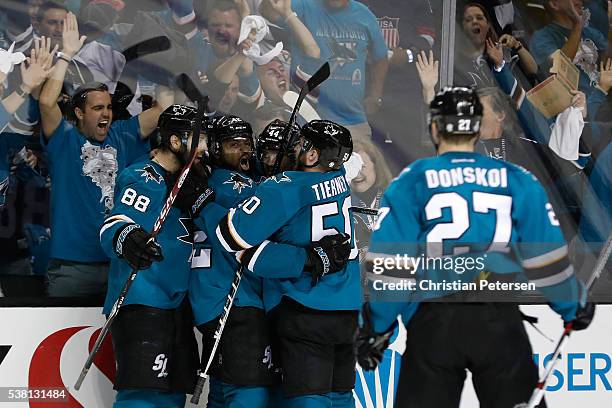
[216,225,234,253]
[247,240,270,272]
[529,265,574,288]
[521,245,568,269]
[227,208,252,250]
[99,214,135,239]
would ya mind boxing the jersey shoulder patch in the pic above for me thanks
[265,171,292,184]
[118,162,167,194]
[222,171,254,194]
[136,164,164,184]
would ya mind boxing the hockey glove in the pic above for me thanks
[354,303,394,371]
[305,232,351,286]
[570,301,596,330]
[114,223,163,269]
[173,164,215,217]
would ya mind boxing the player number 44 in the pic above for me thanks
[120,188,151,212]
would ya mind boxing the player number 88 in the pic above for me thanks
[120,188,151,212]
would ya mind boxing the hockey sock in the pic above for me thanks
[222,382,270,408]
[330,391,355,408]
[283,394,332,408]
[113,389,185,408]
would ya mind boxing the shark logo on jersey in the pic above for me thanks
[177,217,195,245]
[327,38,357,71]
[269,172,291,184]
[223,172,253,194]
[80,141,118,214]
[137,164,163,184]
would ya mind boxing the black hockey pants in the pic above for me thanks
[394,302,546,408]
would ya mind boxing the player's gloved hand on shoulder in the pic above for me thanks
[305,232,351,286]
[173,165,215,217]
[114,223,163,269]
[354,303,394,371]
[566,300,596,331]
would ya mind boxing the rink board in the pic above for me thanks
[0,306,610,407]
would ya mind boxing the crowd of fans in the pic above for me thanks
[0,0,609,300]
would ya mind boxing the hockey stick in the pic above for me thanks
[190,265,244,404]
[74,83,208,391]
[350,206,378,216]
[192,64,331,403]
[272,62,330,175]
[198,208,370,401]
[122,36,171,63]
[520,233,612,408]
[113,36,172,114]
[282,90,320,122]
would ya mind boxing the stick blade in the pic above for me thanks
[122,36,171,63]
[305,62,330,93]
[175,73,205,103]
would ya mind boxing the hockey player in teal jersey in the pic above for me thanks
[214,120,360,408]
[99,105,210,408]
[355,87,596,408]
[184,116,352,408]
[256,119,302,179]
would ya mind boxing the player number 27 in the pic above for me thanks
[425,192,512,257]
[120,188,150,212]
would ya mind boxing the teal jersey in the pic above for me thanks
[368,151,580,331]
[100,161,193,313]
[217,169,361,312]
[190,168,307,325]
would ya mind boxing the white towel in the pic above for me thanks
[344,152,364,184]
[0,43,26,75]
[494,2,514,30]
[238,15,283,65]
[548,106,584,161]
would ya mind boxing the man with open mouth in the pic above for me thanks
[37,12,174,298]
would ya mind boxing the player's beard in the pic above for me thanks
[295,152,309,171]
[216,152,252,172]
[238,153,251,172]
[172,143,190,166]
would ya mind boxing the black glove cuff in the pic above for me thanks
[312,245,330,275]
[191,187,215,217]
[114,223,141,257]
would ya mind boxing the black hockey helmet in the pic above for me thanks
[256,119,301,162]
[428,86,483,136]
[157,104,212,148]
[300,120,352,170]
[208,114,254,159]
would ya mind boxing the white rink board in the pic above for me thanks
[0,306,610,407]
[0,308,115,407]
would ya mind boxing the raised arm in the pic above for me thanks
[415,50,439,105]
[1,37,56,116]
[266,0,320,59]
[38,12,86,139]
[560,9,583,61]
[499,34,538,77]
[213,40,253,84]
[138,85,175,138]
